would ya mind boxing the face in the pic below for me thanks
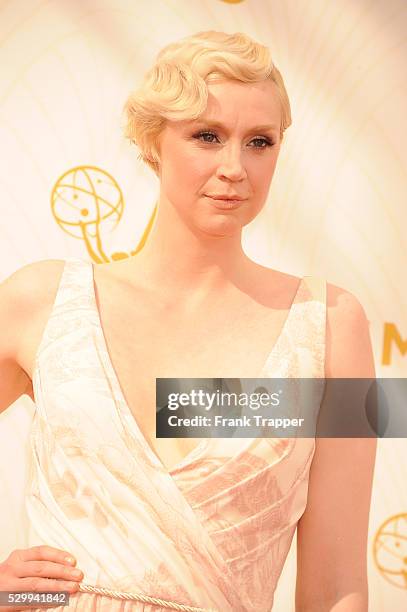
[157,79,282,236]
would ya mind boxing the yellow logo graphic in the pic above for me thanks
[51,165,157,263]
[373,513,407,588]
[382,323,407,366]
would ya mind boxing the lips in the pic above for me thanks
[206,196,244,210]
[207,195,246,201]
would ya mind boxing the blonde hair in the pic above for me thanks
[123,31,292,175]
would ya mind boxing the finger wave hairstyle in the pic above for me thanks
[123,30,292,175]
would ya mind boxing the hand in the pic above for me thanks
[0,546,83,610]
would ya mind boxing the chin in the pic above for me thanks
[197,218,244,237]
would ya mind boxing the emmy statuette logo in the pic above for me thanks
[51,165,157,264]
[373,513,407,589]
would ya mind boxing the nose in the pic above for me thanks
[215,143,247,182]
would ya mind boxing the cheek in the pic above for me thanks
[170,150,210,186]
[249,158,277,192]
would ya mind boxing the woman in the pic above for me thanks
[0,31,376,611]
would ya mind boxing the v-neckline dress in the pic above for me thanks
[26,257,327,611]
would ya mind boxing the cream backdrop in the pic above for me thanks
[0,0,406,610]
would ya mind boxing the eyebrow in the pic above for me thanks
[191,119,279,133]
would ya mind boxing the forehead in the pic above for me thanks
[201,79,281,125]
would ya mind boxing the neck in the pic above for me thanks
[127,196,256,305]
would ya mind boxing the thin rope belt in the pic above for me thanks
[78,583,219,612]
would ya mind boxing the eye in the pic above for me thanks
[193,131,219,144]
[249,137,273,148]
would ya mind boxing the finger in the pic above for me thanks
[15,576,81,593]
[14,561,83,582]
[15,547,77,566]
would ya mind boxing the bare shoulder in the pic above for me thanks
[326,280,369,321]
[248,264,303,303]
[325,281,375,378]
[1,259,66,315]
[0,259,66,372]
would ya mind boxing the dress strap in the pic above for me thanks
[301,275,327,378]
[50,257,93,308]
[260,275,327,378]
[34,257,94,362]
[302,275,327,306]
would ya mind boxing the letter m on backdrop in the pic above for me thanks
[382,323,407,366]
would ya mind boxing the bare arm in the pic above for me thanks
[0,260,65,414]
[0,261,85,607]
[0,270,32,413]
[295,285,377,611]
